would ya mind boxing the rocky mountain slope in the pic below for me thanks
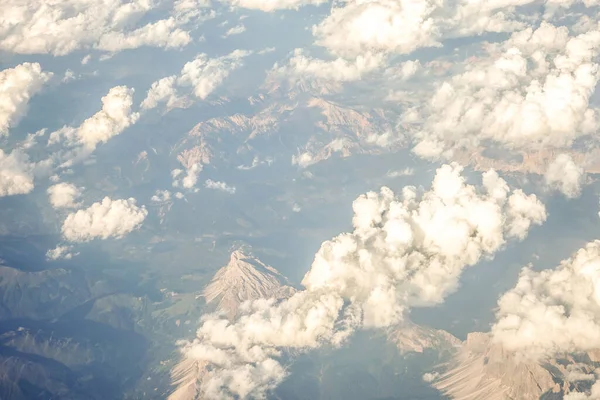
[172,90,400,173]
[168,251,296,400]
[431,332,600,400]
[203,250,296,319]
[387,320,461,355]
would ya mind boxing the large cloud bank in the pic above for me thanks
[173,163,546,399]
[406,22,600,160]
[0,63,52,135]
[62,197,147,242]
[313,0,597,59]
[492,240,600,359]
[0,0,210,56]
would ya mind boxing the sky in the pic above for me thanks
[2,0,600,399]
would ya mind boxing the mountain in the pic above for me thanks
[168,251,296,400]
[203,250,296,319]
[387,321,461,355]
[172,90,400,173]
[430,332,600,400]
[0,263,110,320]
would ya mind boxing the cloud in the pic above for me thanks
[565,381,600,400]
[62,197,148,242]
[49,86,139,165]
[95,18,192,52]
[0,63,52,135]
[544,153,585,198]
[141,50,250,110]
[0,149,34,197]
[46,245,78,260]
[221,0,326,12]
[272,49,386,83]
[0,0,210,56]
[47,182,83,209]
[173,163,202,189]
[406,22,600,160]
[151,190,172,203]
[492,240,600,360]
[386,167,415,178]
[173,163,546,399]
[223,24,246,37]
[312,0,597,60]
[312,0,527,59]
[205,179,236,194]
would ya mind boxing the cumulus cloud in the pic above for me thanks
[49,86,139,165]
[173,163,546,399]
[544,153,585,198]
[272,49,385,83]
[46,245,78,260]
[406,23,600,160]
[312,0,597,59]
[173,163,202,189]
[312,0,524,59]
[47,182,82,209]
[223,24,246,37]
[0,63,52,135]
[151,190,173,203]
[95,18,192,52]
[62,197,147,242]
[0,149,34,197]
[222,0,326,11]
[492,240,600,359]
[141,50,250,110]
[205,179,236,194]
[0,0,206,56]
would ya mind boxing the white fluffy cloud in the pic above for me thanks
[47,183,82,209]
[223,24,246,37]
[205,179,236,194]
[222,0,326,11]
[174,163,546,399]
[95,18,192,52]
[62,197,147,242]
[46,245,78,260]
[406,23,600,160]
[492,241,600,359]
[151,190,172,203]
[312,0,521,58]
[272,49,385,83]
[0,0,206,56]
[544,153,585,198]
[173,163,203,189]
[0,150,34,197]
[0,63,52,135]
[49,86,139,165]
[312,0,597,59]
[141,50,250,110]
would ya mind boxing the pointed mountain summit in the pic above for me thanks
[203,250,296,319]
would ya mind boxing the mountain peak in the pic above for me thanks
[203,251,295,319]
[432,332,561,400]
